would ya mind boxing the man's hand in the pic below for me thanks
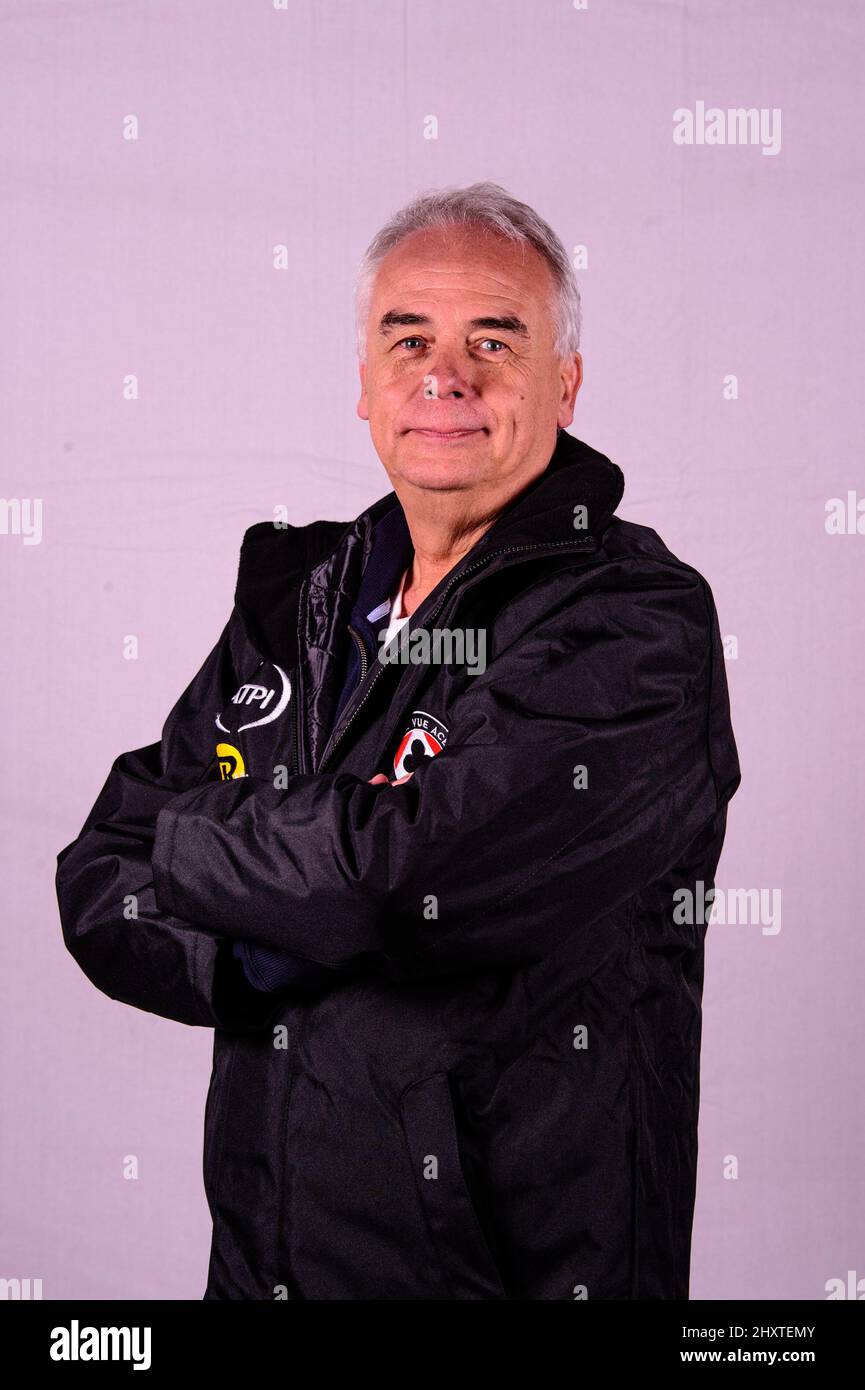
[368,772,414,786]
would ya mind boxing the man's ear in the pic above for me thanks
[357,358,369,421]
[557,352,582,429]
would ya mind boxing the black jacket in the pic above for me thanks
[56,428,741,1300]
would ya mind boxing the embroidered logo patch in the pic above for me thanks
[393,710,449,779]
[216,742,246,780]
[216,662,291,735]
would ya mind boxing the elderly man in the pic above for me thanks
[56,182,740,1301]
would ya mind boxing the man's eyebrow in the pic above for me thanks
[378,311,431,336]
[377,311,530,338]
[469,315,530,337]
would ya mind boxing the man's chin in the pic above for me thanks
[391,430,491,489]
[394,461,489,492]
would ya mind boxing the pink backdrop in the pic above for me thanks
[2,0,862,1300]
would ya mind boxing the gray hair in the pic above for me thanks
[354,181,581,362]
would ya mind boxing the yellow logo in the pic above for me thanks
[216,742,246,781]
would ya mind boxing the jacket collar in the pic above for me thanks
[235,428,624,668]
[471,425,624,552]
[342,425,623,586]
[345,427,625,650]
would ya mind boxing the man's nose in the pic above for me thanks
[420,352,478,400]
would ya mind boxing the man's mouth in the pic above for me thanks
[406,427,486,441]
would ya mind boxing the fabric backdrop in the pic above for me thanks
[1,0,861,1300]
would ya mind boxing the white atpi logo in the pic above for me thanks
[393,710,449,778]
[233,683,275,708]
[216,663,291,734]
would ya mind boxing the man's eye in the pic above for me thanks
[395,337,509,353]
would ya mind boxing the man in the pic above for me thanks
[56,182,740,1300]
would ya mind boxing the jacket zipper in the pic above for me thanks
[294,578,308,775]
[292,685,302,777]
[317,535,597,773]
[348,624,369,685]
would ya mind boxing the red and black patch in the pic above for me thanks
[393,710,449,779]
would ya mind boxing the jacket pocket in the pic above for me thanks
[399,1072,508,1300]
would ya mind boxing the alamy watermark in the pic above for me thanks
[673,881,781,936]
[49,1321,151,1370]
[0,497,42,545]
[377,625,487,675]
[673,101,781,156]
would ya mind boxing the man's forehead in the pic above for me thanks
[370,233,552,329]
[372,227,550,300]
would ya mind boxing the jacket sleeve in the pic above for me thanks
[150,562,741,982]
[55,611,283,1028]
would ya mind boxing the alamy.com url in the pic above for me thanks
[681,1350,816,1364]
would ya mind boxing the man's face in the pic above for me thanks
[357,225,582,503]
